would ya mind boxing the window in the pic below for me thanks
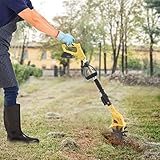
[41,51,47,60]
[23,50,28,60]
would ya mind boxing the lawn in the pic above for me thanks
[0,77,159,160]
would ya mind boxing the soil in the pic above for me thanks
[102,129,145,152]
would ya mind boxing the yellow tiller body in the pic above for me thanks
[62,43,127,136]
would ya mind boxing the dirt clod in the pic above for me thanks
[102,130,124,146]
[102,130,144,152]
[60,138,79,151]
[45,112,62,119]
[47,131,66,138]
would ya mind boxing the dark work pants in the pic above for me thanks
[3,86,19,107]
[0,17,21,107]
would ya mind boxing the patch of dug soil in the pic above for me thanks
[102,129,144,152]
[60,135,97,160]
[60,126,99,160]
[73,126,98,150]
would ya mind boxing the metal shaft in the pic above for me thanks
[94,79,112,106]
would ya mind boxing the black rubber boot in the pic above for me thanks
[4,104,39,143]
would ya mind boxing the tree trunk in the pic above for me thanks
[19,35,27,65]
[111,54,119,74]
[104,52,107,74]
[111,40,122,74]
[125,45,128,74]
[111,0,124,75]
[124,34,128,74]
[121,41,125,75]
[99,42,102,79]
[149,40,154,77]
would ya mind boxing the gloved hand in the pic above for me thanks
[56,31,75,46]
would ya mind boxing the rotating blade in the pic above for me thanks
[112,126,128,140]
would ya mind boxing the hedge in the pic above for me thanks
[13,64,43,84]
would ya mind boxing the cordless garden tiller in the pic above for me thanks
[62,43,127,140]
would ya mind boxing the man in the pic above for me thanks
[0,0,75,143]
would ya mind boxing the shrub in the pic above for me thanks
[143,62,160,77]
[13,64,43,84]
[154,64,160,77]
[127,58,142,70]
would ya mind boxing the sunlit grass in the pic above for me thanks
[124,86,160,141]
[0,77,159,160]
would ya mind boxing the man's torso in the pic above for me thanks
[0,0,33,28]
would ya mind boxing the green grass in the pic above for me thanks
[124,86,160,141]
[0,77,159,160]
[90,145,142,160]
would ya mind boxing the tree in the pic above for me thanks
[41,0,80,75]
[74,0,98,62]
[40,0,160,77]
[145,0,160,13]
[120,0,141,74]
[142,2,160,76]
[49,0,98,65]
[95,0,141,74]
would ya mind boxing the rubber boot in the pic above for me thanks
[4,104,39,143]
